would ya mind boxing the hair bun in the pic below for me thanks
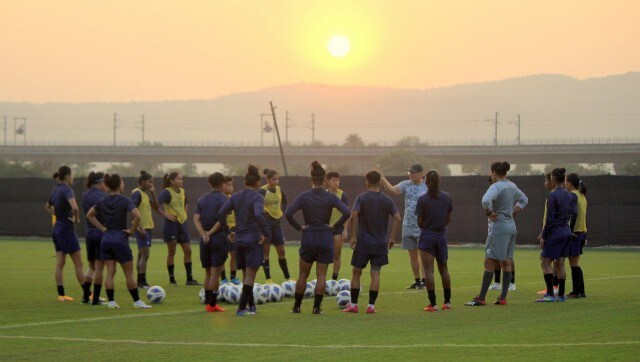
[140,170,147,175]
[502,161,511,172]
[311,161,322,170]
[560,168,566,174]
[263,168,270,175]
[248,165,259,175]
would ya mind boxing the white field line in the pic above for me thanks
[0,335,638,349]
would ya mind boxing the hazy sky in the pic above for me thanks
[1,0,639,102]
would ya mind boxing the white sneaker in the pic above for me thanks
[133,300,152,309]
[107,301,120,309]
[508,283,516,291]
[488,283,501,290]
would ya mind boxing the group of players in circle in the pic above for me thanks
[45,159,588,314]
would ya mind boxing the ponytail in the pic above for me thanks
[426,169,440,197]
[86,171,105,189]
[566,173,587,195]
[310,161,326,186]
[52,165,72,181]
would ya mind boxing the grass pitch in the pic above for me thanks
[0,239,638,361]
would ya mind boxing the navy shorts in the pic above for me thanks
[299,230,334,264]
[569,232,586,257]
[351,249,389,270]
[163,220,190,243]
[200,236,229,268]
[332,224,344,236]
[418,231,448,263]
[100,230,133,264]
[235,241,263,270]
[135,229,152,249]
[52,222,81,255]
[541,229,571,259]
[265,224,285,246]
[85,228,103,262]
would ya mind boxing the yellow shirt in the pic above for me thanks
[572,190,587,232]
[226,194,236,228]
[132,188,154,230]
[163,187,187,224]
[261,185,283,220]
[330,189,345,226]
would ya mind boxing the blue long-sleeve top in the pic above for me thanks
[285,188,350,232]
[481,179,528,234]
[218,188,268,243]
[541,187,576,239]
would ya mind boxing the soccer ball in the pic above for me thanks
[337,279,351,292]
[226,285,241,304]
[261,284,272,294]
[268,284,284,302]
[253,287,269,305]
[199,288,206,304]
[218,284,230,303]
[310,279,317,287]
[336,290,351,309]
[304,282,314,298]
[325,279,339,296]
[254,283,262,290]
[147,286,166,304]
[281,281,296,297]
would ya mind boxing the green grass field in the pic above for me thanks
[0,240,638,361]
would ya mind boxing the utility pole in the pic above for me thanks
[516,114,521,145]
[141,114,145,144]
[2,115,6,145]
[113,113,117,146]
[494,112,498,146]
[285,111,290,143]
[270,101,288,176]
[311,113,315,143]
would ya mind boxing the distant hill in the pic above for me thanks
[1,72,638,145]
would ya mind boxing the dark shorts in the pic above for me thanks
[85,228,103,262]
[200,236,229,268]
[332,224,344,236]
[418,231,448,263]
[299,230,334,264]
[100,230,133,264]
[163,220,190,243]
[541,229,571,260]
[266,224,285,246]
[569,232,586,257]
[135,229,152,249]
[234,241,263,270]
[52,222,81,255]
[351,249,389,270]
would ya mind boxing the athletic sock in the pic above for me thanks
[500,272,511,299]
[82,282,91,300]
[369,290,379,305]
[558,278,566,297]
[128,287,140,302]
[421,278,426,286]
[278,258,290,279]
[210,291,218,307]
[511,269,516,283]
[168,264,175,279]
[553,275,559,287]
[247,291,255,308]
[220,270,227,281]
[230,270,237,279]
[106,289,115,302]
[478,271,494,300]
[205,290,212,305]
[185,262,193,281]
[427,289,436,306]
[294,293,303,308]
[263,259,271,279]
[570,266,579,293]
[92,284,102,305]
[313,294,324,308]
[57,285,65,297]
[351,288,360,305]
[494,269,501,283]
[544,273,554,296]
[444,288,451,304]
[331,273,339,281]
[578,267,586,294]
[239,284,253,310]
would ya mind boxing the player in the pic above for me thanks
[44,165,85,302]
[218,165,268,316]
[380,164,427,289]
[536,173,560,296]
[565,173,588,298]
[80,171,107,303]
[536,168,575,303]
[157,172,200,285]
[258,168,292,283]
[326,171,350,281]
[193,172,229,312]
[220,176,240,285]
[415,170,453,311]
[131,171,163,289]
[487,176,517,292]
[342,170,400,314]
[285,161,350,315]
[466,161,527,306]
[86,173,151,309]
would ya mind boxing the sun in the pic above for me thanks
[327,35,350,58]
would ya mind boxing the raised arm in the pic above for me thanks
[380,174,402,196]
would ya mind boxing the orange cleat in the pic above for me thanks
[57,295,74,302]
[342,304,359,313]
[424,305,439,312]
[206,304,227,312]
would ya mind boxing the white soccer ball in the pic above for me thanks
[310,279,317,287]
[268,284,284,303]
[253,287,269,305]
[336,290,351,309]
[226,285,241,304]
[281,281,296,298]
[254,283,262,290]
[146,286,166,304]
[304,282,314,298]
[199,288,206,304]
[337,279,351,292]
[325,279,339,296]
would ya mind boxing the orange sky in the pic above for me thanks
[1,0,638,102]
